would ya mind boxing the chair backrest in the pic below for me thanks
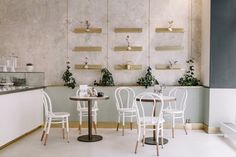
[135,92,164,125]
[42,91,53,118]
[76,87,98,110]
[115,87,136,110]
[168,88,188,112]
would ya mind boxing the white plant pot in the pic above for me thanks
[26,65,34,72]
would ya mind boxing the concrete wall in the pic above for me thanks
[0,0,201,86]
[45,86,204,123]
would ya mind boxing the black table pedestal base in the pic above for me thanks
[77,135,103,142]
[144,137,168,145]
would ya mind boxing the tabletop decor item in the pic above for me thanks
[62,61,76,89]
[126,35,132,51]
[178,58,200,86]
[26,63,34,72]
[137,66,159,88]
[94,68,115,86]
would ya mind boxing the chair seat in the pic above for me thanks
[117,108,136,113]
[163,109,183,114]
[49,112,70,118]
[139,116,165,125]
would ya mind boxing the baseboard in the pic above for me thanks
[50,121,203,130]
[0,125,42,150]
[203,124,220,134]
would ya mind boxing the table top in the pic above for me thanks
[69,95,109,101]
[136,95,176,102]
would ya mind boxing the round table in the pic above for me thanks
[136,95,176,145]
[70,95,109,142]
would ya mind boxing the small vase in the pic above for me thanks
[26,65,34,72]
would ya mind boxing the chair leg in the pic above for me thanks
[172,114,175,138]
[44,118,52,146]
[116,114,120,131]
[156,125,160,156]
[122,125,124,136]
[93,122,97,134]
[66,117,69,143]
[41,120,48,141]
[62,119,65,139]
[156,143,160,156]
[130,122,133,130]
[134,141,139,154]
[122,113,125,136]
[183,117,188,135]
[116,123,120,131]
[79,113,82,134]
[130,114,133,130]
[142,135,145,147]
[134,125,141,154]
[161,125,164,149]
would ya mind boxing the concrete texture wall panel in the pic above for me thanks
[0,0,201,86]
[150,0,188,85]
[68,0,107,85]
[108,0,148,85]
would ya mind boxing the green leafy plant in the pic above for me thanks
[62,62,76,89]
[178,59,200,86]
[137,66,159,88]
[94,68,115,86]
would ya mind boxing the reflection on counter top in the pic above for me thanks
[0,86,46,95]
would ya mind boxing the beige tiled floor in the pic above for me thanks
[0,128,236,157]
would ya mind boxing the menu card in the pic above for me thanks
[79,85,88,97]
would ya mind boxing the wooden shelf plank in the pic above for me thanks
[73,46,102,52]
[73,28,102,33]
[114,64,142,70]
[114,28,142,33]
[155,64,184,70]
[155,46,184,51]
[114,46,142,51]
[74,64,102,70]
[155,28,184,33]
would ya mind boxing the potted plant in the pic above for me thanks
[94,68,115,86]
[62,61,76,89]
[178,59,200,86]
[26,63,34,72]
[137,66,159,88]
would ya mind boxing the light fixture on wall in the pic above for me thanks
[168,20,174,32]
[126,35,132,51]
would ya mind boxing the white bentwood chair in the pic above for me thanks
[76,88,98,134]
[134,92,165,156]
[115,87,136,136]
[163,88,188,138]
[41,91,70,145]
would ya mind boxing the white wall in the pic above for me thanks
[209,89,236,127]
[201,0,210,86]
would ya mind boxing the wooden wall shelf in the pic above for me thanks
[75,64,102,70]
[155,46,184,51]
[73,46,102,52]
[155,28,184,33]
[73,28,102,33]
[114,46,142,52]
[114,28,142,33]
[155,64,184,71]
[114,64,142,70]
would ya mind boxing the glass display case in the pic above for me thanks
[0,72,44,92]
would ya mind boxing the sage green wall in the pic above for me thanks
[45,86,204,123]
